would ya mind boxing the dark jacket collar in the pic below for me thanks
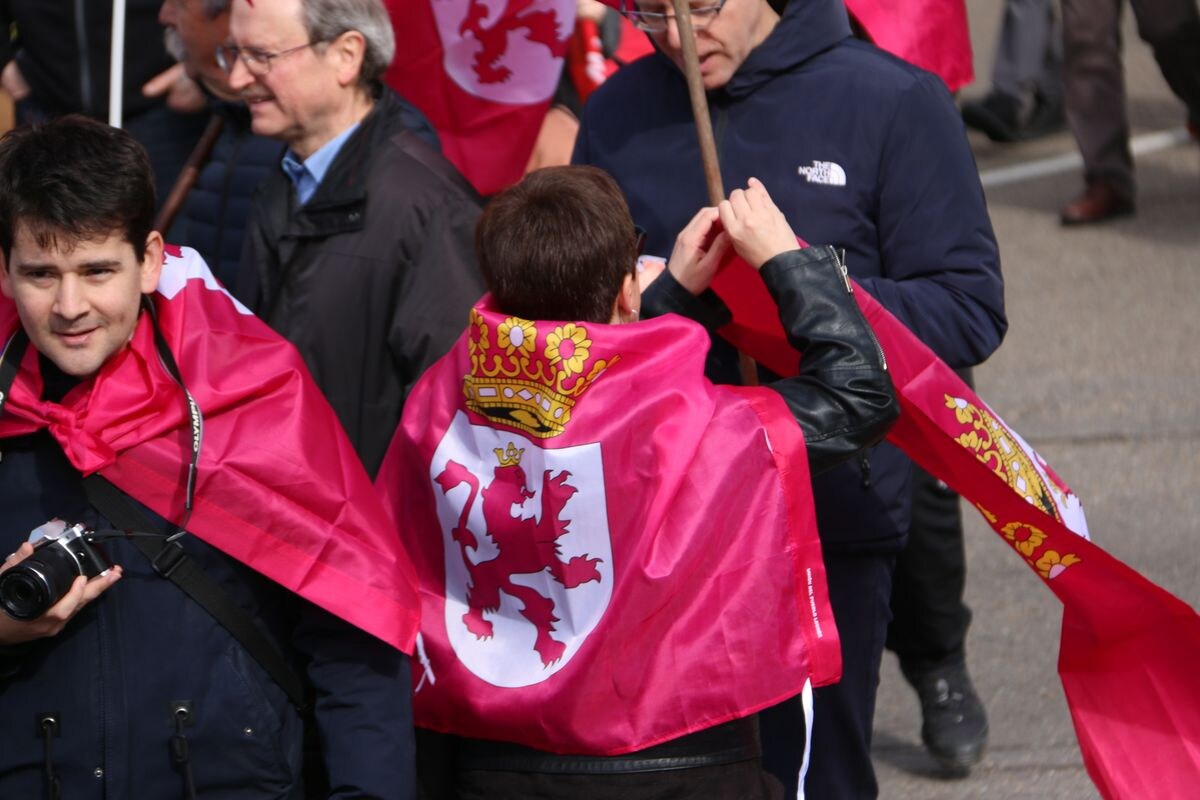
[273,88,409,240]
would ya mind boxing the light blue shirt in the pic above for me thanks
[280,122,361,206]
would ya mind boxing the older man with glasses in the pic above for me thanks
[574,0,1007,797]
[226,0,484,480]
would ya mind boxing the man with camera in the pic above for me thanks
[0,116,421,798]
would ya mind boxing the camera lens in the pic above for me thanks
[0,545,80,621]
[0,569,54,621]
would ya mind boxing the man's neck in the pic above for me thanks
[289,91,376,161]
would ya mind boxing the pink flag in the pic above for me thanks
[376,299,840,754]
[712,254,1200,799]
[385,0,574,195]
[845,0,974,92]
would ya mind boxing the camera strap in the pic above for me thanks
[0,329,29,418]
[82,474,310,712]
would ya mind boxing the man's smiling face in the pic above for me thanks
[1,226,163,379]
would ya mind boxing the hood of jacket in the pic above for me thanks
[721,0,853,99]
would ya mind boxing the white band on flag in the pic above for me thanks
[414,632,436,693]
[796,677,814,800]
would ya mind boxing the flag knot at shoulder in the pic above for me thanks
[464,308,621,439]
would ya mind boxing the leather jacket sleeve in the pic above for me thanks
[760,246,899,476]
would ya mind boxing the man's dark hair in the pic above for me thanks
[477,166,639,323]
[0,115,157,263]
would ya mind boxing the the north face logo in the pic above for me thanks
[798,161,847,186]
[430,413,613,687]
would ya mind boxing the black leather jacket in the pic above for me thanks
[646,244,898,476]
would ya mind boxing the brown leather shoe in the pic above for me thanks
[1060,179,1135,226]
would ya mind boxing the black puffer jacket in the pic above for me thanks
[238,88,486,477]
[176,103,282,289]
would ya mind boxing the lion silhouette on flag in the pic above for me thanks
[459,0,568,85]
[436,443,603,666]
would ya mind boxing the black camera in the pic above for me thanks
[0,521,113,621]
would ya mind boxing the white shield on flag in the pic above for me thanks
[431,0,572,104]
[430,411,613,687]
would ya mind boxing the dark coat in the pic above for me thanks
[574,0,1007,550]
[238,88,486,477]
[0,427,415,798]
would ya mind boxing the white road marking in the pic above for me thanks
[979,127,1193,189]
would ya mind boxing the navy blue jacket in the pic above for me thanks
[0,409,415,796]
[176,103,282,290]
[574,0,1006,549]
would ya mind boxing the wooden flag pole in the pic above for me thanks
[154,114,226,235]
[670,0,723,206]
[669,0,759,386]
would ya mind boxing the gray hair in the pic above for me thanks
[301,0,395,86]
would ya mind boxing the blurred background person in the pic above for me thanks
[960,0,1065,142]
[154,0,283,287]
[0,0,208,214]
[1058,0,1200,224]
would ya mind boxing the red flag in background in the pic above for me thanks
[0,247,421,653]
[385,0,574,196]
[712,254,1200,799]
[844,0,974,92]
[377,299,840,754]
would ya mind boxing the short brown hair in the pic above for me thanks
[476,166,639,323]
[0,115,156,262]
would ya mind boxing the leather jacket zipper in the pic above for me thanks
[834,248,888,373]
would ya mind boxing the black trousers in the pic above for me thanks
[886,465,972,672]
[887,367,973,674]
[763,551,897,800]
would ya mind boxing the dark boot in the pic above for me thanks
[901,660,989,775]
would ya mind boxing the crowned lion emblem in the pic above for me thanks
[436,442,603,666]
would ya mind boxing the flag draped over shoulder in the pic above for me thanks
[0,246,421,654]
[385,0,575,196]
[376,299,839,755]
[712,255,1200,800]
[844,0,973,92]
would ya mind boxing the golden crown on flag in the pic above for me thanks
[494,442,524,466]
[464,310,620,439]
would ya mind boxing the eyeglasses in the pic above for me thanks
[214,40,326,76]
[632,225,647,274]
[625,0,728,33]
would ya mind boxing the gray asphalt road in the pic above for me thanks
[872,4,1200,798]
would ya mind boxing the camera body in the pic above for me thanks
[0,521,112,621]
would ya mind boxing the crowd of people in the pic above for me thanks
[0,1,1193,799]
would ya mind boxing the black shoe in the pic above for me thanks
[961,91,1022,142]
[902,661,989,774]
[1023,94,1066,139]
